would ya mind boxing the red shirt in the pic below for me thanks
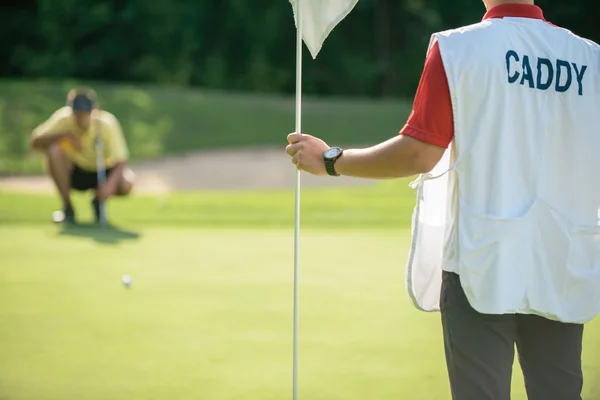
[400,4,547,148]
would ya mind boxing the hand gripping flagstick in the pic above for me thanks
[288,1,358,398]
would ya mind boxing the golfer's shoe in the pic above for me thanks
[52,205,75,224]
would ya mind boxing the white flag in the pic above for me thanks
[289,0,359,59]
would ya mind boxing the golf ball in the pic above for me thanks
[122,274,132,287]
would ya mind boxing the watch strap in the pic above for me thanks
[325,159,339,176]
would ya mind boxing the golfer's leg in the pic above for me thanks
[441,271,516,400]
[115,167,135,196]
[46,143,72,205]
[95,167,134,199]
[516,314,584,400]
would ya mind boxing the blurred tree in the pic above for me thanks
[0,0,598,98]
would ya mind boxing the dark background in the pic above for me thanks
[2,0,598,99]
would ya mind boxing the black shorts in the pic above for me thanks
[70,165,114,192]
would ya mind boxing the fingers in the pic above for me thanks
[285,132,308,170]
[287,145,304,169]
[286,132,312,156]
[287,132,312,144]
[286,142,301,157]
[287,132,300,144]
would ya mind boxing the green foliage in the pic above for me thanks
[3,1,598,99]
[0,79,412,174]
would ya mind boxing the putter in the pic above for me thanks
[95,120,107,228]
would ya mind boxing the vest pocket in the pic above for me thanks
[458,199,527,264]
[456,199,541,313]
[566,227,600,274]
[457,198,600,321]
[553,224,600,322]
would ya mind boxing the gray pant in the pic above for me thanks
[440,271,584,400]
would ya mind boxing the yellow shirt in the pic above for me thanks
[32,107,129,171]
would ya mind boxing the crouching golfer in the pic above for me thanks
[285,1,600,399]
[30,87,134,224]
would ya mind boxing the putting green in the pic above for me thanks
[1,226,599,399]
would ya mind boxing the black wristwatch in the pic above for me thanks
[323,147,344,176]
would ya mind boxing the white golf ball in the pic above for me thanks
[122,274,132,287]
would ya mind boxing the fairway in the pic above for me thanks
[1,223,600,399]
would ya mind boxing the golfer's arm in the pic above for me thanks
[334,135,445,179]
[105,162,125,187]
[30,131,70,150]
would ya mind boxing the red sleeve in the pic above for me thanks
[400,40,454,148]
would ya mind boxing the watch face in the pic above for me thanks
[324,147,342,159]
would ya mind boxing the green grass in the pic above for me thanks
[1,185,600,399]
[0,180,418,229]
[0,226,445,400]
[0,79,412,175]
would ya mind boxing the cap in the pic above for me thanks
[70,94,94,112]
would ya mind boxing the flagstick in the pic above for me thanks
[293,1,303,399]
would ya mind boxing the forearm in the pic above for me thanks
[104,162,125,189]
[30,131,70,150]
[334,136,429,179]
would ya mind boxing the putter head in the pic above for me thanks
[93,197,108,228]
[98,206,107,228]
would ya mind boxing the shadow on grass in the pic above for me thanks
[57,222,141,245]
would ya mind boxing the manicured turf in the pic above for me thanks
[0,180,418,229]
[1,187,600,399]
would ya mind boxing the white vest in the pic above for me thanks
[406,17,600,324]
